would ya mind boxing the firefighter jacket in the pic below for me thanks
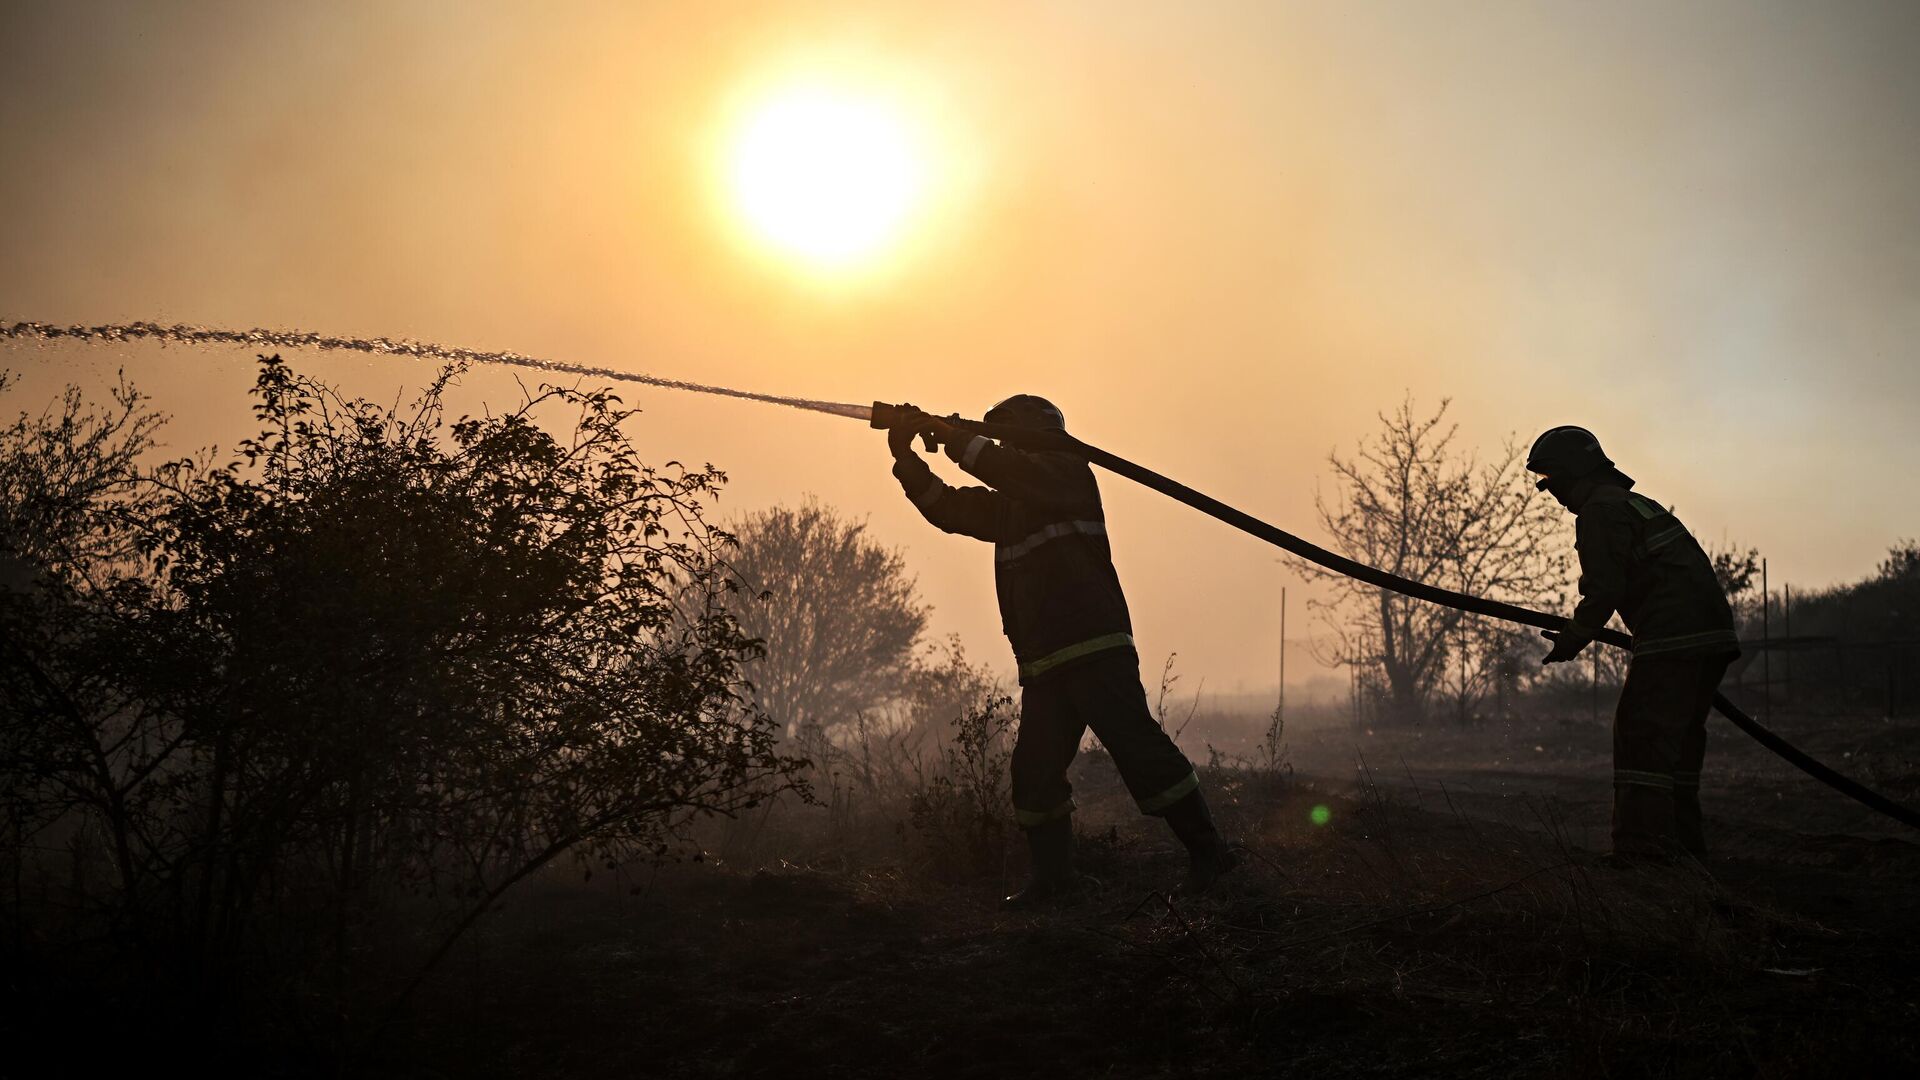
[1568,485,1739,658]
[893,434,1135,683]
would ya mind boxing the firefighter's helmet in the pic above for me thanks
[1526,426,1612,491]
[984,394,1066,432]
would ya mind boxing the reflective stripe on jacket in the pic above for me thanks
[1570,486,1739,658]
[894,435,1136,683]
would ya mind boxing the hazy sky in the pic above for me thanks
[4,1,1917,696]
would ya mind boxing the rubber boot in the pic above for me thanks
[1611,785,1681,862]
[1163,789,1239,895]
[1002,817,1087,909]
[1673,786,1709,863]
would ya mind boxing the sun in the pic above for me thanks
[723,82,930,274]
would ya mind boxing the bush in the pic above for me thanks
[0,357,804,1048]
[906,692,1017,879]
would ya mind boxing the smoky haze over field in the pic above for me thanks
[8,6,1920,1076]
[4,1,1920,694]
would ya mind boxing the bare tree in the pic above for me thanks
[1306,397,1568,725]
[727,500,929,739]
[1708,543,1763,627]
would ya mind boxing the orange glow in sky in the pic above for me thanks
[3,3,1918,695]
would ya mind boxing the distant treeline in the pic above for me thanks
[1733,542,1920,716]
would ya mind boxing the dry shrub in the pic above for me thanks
[905,693,1017,880]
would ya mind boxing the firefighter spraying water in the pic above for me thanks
[882,397,1238,904]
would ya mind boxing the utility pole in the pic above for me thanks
[1272,558,1289,730]
[1784,583,1792,706]
[1762,558,1771,724]
[1278,586,1287,727]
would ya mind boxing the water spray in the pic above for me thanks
[6,319,1914,829]
[1,320,875,423]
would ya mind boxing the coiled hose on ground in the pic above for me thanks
[875,405,1920,832]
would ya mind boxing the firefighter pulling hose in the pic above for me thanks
[871,401,1920,837]
[1527,426,1739,861]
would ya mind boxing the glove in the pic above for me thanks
[889,406,959,453]
[887,420,920,460]
[923,413,963,451]
[886,402,926,460]
[1540,628,1588,666]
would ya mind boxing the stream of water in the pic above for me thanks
[1,319,874,423]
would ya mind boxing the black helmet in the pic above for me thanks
[984,394,1066,432]
[1526,426,1611,491]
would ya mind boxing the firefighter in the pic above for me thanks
[885,397,1236,905]
[1528,426,1740,862]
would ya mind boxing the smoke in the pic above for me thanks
[1,319,874,423]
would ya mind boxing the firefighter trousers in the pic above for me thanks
[1613,654,1733,859]
[1011,649,1198,829]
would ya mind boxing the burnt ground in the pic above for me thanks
[20,709,1904,1077]
[342,708,1920,1079]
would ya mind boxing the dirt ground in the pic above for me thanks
[358,708,1920,1079]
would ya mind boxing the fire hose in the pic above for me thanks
[6,317,1911,830]
[871,402,1920,831]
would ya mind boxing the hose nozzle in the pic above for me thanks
[870,401,942,451]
